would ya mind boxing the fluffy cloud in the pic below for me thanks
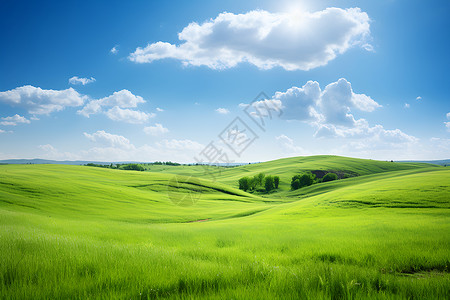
[416,96,422,101]
[144,123,169,136]
[78,89,154,123]
[216,108,230,114]
[129,8,371,70]
[1,114,30,126]
[105,106,155,124]
[110,46,119,54]
[0,85,86,114]
[68,76,96,85]
[156,107,164,112]
[84,130,134,150]
[247,78,416,147]
[275,134,305,155]
[157,139,204,151]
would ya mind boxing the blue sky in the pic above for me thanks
[0,0,449,163]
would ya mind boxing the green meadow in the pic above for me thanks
[0,155,449,299]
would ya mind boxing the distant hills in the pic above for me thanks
[0,158,249,166]
[397,159,450,166]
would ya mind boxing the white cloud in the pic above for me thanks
[38,144,80,161]
[156,107,164,112]
[68,76,96,85]
[129,8,371,71]
[0,85,86,115]
[446,112,450,120]
[216,108,230,114]
[445,122,450,132]
[275,134,304,155]
[404,103,410,108]
[144,123,169,136]
[248,78,416,148]
[79,89,145,117]
[84,130,134,150]
[78,89,154,123]
[1,114,30,126]
[111,45,119,54]
[416,96,422,100]
[157,139,204,151]
[105,106,155,124]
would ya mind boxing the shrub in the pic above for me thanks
[323,172,338,182]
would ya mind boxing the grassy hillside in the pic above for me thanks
[145,155,438,191]
[0,156,449,299]
[0,164,270,223]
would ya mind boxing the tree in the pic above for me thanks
[255,173,265,186]
[322,172,338,182]
[273,176,280,189]
[291,179,301,190]
[264,176,274,192]
[238,177,250,191]
[291,171,316,190]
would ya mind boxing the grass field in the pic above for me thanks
[0,156,449,299]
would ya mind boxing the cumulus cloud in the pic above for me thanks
[144,123,169,136]
[0,85,86,114]
[416,96,422,101]
[38,144,80,161]
[1,114,30,126]
[216,108,230,114]
[68,76,96,85]
[156,107,164,112]
[245,78,416,147]
[157,139,204,151]
[111,45,119,54]
[275,134,305,155]
[105,106,155,124]
[84,130,134,150]
[78,89,154,123]
[129,8,371,70]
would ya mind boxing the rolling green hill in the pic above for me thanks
[146,155,438,190]
[0,156,449,299]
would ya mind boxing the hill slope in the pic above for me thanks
[0,156,448,299]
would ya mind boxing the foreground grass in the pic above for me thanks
[0,159,449,299]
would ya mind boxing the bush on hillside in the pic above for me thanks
[291,171,316,190]
[323,172,338,182]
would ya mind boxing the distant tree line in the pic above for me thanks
[85,163,145,171]
[238,173,280,193]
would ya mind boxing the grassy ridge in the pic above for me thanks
[146,155,437,191]
[0,156,449,299]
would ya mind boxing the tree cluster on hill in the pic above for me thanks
[151,161,181,166]
[238,173,280,193]
[85,163,145,171]
[291,171,338,190]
